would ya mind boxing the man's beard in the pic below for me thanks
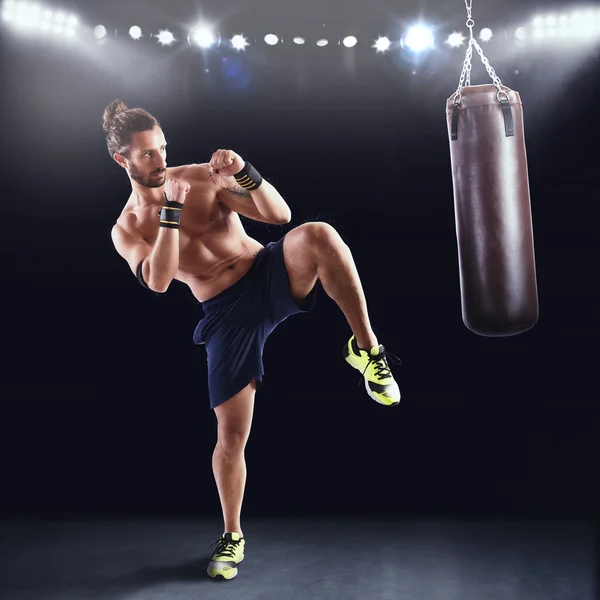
[129,163,165,188]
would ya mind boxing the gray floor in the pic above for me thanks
[0,517,595,600]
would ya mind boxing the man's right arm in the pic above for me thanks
[111,224,180,293]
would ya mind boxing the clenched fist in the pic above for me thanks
[209,149,244,178]
[164,177,191,204]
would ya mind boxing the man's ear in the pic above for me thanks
[114,153,128,169]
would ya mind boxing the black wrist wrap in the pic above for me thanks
[158,194,184,229]
[234,161,263,191]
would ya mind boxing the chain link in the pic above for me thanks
[453,0,507,105]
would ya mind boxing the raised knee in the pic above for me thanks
[300,221,344,251]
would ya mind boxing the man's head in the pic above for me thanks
[103,100,168,189]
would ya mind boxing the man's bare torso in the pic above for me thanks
[115,163,264,301]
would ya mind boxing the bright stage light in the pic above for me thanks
[94,25,107,40]
[316,38,328,46]
[190,25,217,48]
[157,30,175,45]
[401,25,435,53]
[64,26,75,37]
[373,36,390,52]
[129,25,142,40]
[447,32,465,47]
[515,27,527,41]
[293,37,305,44]
[1,2,79,31]
[545,15,557,27]
[231,34,248,50]
[342,35,357,47]
[533,16,544,28]
[480,27,493,41]
[264,33,278,45]
[12,2,41,28]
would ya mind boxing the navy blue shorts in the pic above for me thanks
[192,235,318,409]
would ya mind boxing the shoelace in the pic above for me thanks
[208,536,241,559]
[357,346,402,385]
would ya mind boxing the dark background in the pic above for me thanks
[1,0,599,521]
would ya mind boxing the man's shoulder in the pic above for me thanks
[112,209,136,238]
[169,162,209,180]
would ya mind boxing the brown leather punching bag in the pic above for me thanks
[446,82,539,337]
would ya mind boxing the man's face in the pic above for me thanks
[121,127,168,188]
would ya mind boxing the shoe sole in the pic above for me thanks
[207,557,244,580]
[208,569,238,580]
[343,342,400,406]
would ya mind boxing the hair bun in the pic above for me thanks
[103,99,128,133]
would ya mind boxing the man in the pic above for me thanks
[104,99,401,580]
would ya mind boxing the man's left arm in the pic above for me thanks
[210,149,292,225]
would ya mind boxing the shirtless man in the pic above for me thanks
[104,100,401,580]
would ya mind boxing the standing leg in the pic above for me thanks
[212,379,257,537]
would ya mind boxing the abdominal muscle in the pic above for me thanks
[177,222,265,302]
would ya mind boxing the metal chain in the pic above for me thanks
[453,0,507,104]
[472,39,506,98]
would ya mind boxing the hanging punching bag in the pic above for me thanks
[446,34,539,337]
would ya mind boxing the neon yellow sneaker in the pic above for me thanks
[207,532,245,580]
[343,335,401,406]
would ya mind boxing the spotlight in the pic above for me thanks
[558,15,569,26]
[13,2,40,28]
[293,37,305,44]
[447,32,465,47]
[571,11,584,25]
[190,25,218,48]
[532,16,544,28]
[231,34,248,50]
[480,27,493,41]
[401,25,435,53]
[156,30,175,45]
[533,29,544,39]
[545,15,557,27]
[373,36,390,52]
[264,33,278,45]
[64,26,75,37]
[342,35,357,47]
[316,38,328,46]
[66,15,77,27]
[94,25,107,40]
[129,26,142,40]
[515,27,527,41]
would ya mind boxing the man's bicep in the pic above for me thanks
[111,224,152,274]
